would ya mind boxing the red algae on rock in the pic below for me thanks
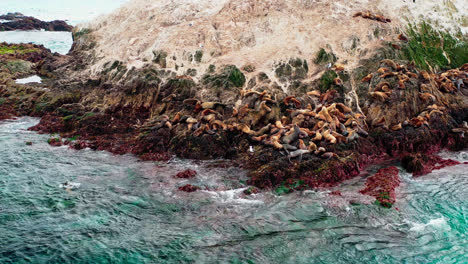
[360,166,400,208]
[175,169,197,179]
[401,153,463,176]
[178,184,200,192]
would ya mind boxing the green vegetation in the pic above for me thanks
[73,28,91,39]
[202,65,246,90]
[3,60,32,74]
[275,58,309,81]
[274,180,304,195]
[0,98,5,106]
[102,60,125,75]
[319,70,338,93]
[0,44,39,55]
[62,115,74,122]
[47,137,60,144]
[194,50,203,63]
[81,112,95,120]
[400,22,468,71]
[152,50,168,68]
[314,48,337,65]
[68,135,80,141]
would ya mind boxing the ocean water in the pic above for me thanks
[0,0,128,54]
[0,0,128,25]
[1,2,468,263]
[0,117,467,263]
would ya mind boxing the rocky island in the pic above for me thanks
[0,12,73,31]
[1,0,467,208]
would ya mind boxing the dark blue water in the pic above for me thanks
[0,117,467,263]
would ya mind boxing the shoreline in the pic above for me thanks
[0,11,467,208]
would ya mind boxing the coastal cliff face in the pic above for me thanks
[1,0,468,206]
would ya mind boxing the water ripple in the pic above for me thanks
[0,117,467,263]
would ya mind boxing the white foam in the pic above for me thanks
[410,217,450,232]
[59,181,81,190]
[15,75,42,84]
[202,188,264,205]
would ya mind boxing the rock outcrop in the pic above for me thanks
[0,13,72,31]
[1,0,467,206]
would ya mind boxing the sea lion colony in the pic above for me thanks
[139,60,467,161]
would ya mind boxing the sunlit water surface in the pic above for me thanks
[0,0,128,54]
[0,117,466,263]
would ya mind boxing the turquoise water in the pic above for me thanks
[0,0,128,25]
[0,117,467,263]
[0,0,128,54]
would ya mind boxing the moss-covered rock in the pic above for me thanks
[274,58,308,82]
[201,65,246,90]
[314,48,337,65]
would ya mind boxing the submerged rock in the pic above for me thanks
[175,169,197,179]
[360,166,400,208]
[178,184,200,193]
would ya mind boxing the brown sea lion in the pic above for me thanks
[361,73,373,83]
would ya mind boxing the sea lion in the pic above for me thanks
[275,120,285,129]
[241,124,256,134]
[238,104,250,118]
[375,82,391,91]
[419,93,436,103]
[211,120,227,130]
[282,125,302,144]
[307,90,321,97]
[320,90,338,104]
[406,72,418,79]
[162,94,176,103]
[201,102,224,110]
[253,124,272,136]
[315,147,326,155]
[398,33,408,42]
[259,101,272,113]
[172,112,181,123]
[288,149,310,160]
[378,67,391,74]
[334,77,343,86]
[232,107,239,117]
[456,79,465,90]
[420,71,431,81]
[333,64,345,71]
[452,121,468,137]
[308,142,318,152]
[380,72,398,79]
[391,43,401,50]
[321,152,336,159]
[390,123,402,131]
[336,103,353,114]
[381,59,398,70]
[361,73,373,83]
[370,91,389,101]
[284,96,301,108]
[283,144,298,151]
[252,134,268,142]
[347,130,359,142]
[193,124,207,137]
[356,127,368,137]
[186,117,198,130]
[323,130,337,144]
[298,139,307,150]
[318,107,333,122]
[203,114,216,123]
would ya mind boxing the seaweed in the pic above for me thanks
[400,22,468,71]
